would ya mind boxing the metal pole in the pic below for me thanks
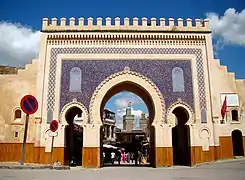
[49,136,55,167]
[20,114,29,165]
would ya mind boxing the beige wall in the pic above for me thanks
[0,18,245,157]
[0,59,38,143]
[209,59,245,139]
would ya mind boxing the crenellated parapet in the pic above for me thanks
[42,17,210,32]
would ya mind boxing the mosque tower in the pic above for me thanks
[139,112,148,131]
[123,102,135,131]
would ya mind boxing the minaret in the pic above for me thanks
[126,102,132,115]
[123,102,135,131]
[139,112,148,131]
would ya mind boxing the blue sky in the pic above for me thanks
[1,0,245,127]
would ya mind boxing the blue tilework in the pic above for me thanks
[46,47,207,123]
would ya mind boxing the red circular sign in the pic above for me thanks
[50,120,59,132]
[20,95,38,115]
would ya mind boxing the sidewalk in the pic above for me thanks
[0,162,70,170]
[194,157,245,167]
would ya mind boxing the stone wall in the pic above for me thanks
[0,60,38,143]
[209,59,245,138]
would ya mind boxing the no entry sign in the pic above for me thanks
[50,120,59,132]
[20,95,38,165]
[20,95,38,115]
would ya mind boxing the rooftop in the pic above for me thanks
[41,17,210,33]
[0,66,23,75]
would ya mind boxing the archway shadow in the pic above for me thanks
[232,130,244,157]
[64,106,84,166]
[172,106,191,166]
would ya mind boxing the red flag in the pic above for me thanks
[221,96,227,119]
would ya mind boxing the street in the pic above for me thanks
[0,160,244,180]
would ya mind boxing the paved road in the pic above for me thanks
[0,160,245,180]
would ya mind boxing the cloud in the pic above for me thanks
[113,92,148,128]
[114,92,144,110]
[206,8,245,53]
[0,21,41,67]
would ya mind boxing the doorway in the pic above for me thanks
[231,130,244,157]
[64,106,83,166]
[99,82,156,167]
[172,106,191,166]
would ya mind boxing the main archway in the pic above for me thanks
[89,70,165,167]
[100,86,154,167]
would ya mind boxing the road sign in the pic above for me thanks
[50,120,59,132]
[49,121,59,167]
[20,95,38,115]
[49,131,58,137]
[20,95,38,165]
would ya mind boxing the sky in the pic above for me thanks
[1,0,245,128]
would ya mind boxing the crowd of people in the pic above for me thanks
[103,148,149,165]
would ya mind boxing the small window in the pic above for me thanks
[69,67,82,92]
[14,109,22,119]
[201,109,207,123]
[231,110,239,121]
[14,132,18,137]
[172,67,185,92]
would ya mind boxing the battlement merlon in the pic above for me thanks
[41,17,210,33]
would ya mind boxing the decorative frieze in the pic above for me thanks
[46,33,206,46]
[42,17,210,32]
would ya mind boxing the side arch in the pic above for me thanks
[89,69,166,126]
[167,98,195,126]
[231,129,244,157]
[60,101,89,126]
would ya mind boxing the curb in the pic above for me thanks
[0,165,70,170]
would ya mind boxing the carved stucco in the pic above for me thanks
[89,69,165,126]
[59,100,89,126]
[166,98,195,127]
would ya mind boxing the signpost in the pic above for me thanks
[49,120,59,167]
[20,95,38,165]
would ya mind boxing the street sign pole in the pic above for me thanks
[48,120,59,168]
[20,95,38,165]
[49,136,55,167]
[20,114,29,165]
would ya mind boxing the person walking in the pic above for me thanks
[117,150,122,165]
[130,152,134,163]
[111,151,115,164]
[122,152,126,163]
[126,152,130,163]
[138,151,142,164]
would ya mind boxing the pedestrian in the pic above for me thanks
[122,152,126,163]
[117,150,122,165]
[131,152,134,163]
[126,152,130,163]
[103,152,105,165]
[111,151,115,164]
[138,151,142,164]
